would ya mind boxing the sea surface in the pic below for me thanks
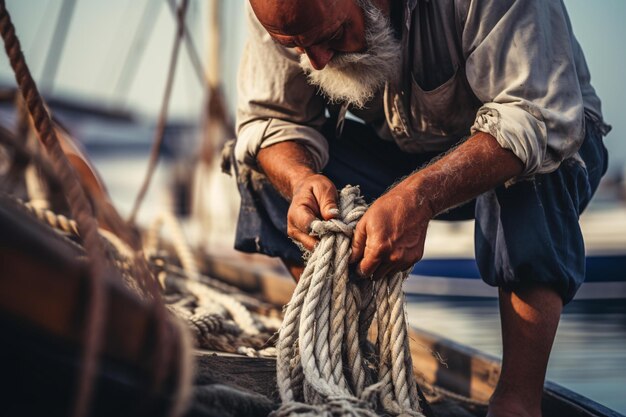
[93,154,626,415]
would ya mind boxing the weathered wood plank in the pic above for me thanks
[202,254,296,306]
[193,351,479,417]
[0,196,184,378]
[194,351,279,402]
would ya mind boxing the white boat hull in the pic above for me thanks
[406,208,626,300]
[404,274,626,300]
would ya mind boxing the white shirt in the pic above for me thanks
[235,0,609,180]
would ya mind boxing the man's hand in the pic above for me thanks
[349,182,433,280]
[257,141,339,251]
[348,132,524,280]
[258,133,523,276]
[288,174,339,250]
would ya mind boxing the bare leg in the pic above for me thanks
[487,285,563,417]
[282,258,304,282]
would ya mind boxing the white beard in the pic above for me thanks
[298,0,401,109]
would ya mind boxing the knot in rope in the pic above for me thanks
[310,218,354,238]
[310,186,366,239]
[274,185,424,417]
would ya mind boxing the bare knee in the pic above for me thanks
[282,258,304,282]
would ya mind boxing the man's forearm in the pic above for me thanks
[400,132,524,216]
[257,141,318,200]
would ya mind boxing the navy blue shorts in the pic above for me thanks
[233,116,608,303]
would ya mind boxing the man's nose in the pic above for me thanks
[304,45,334,70]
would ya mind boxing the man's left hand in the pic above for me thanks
[349,182,434,280]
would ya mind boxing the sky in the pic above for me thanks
[0,0,624,171]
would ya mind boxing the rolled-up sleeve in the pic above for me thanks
[462,0,585,178]
[235,4,328,171]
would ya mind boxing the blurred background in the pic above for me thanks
[1,0,624,413]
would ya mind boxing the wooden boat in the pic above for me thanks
[1,1,619,414]
[2,187,623,417]
[0,88,620,416]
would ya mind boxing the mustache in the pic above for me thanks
[298,0,401,108]
[326,51,372,67]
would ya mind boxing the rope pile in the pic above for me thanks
[274,185,424,417]
[17,196,283,357]
[160,265,280,357]
[146,211,282,357]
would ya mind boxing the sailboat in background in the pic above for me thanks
[406,203,626,299]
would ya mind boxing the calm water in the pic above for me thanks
[92,155,626,415]
[406,297,626,414]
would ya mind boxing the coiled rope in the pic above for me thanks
[274,185,425,417]
[17,187,280,358]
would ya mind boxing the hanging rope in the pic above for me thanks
[274,185,425,417]
[166,0,206,88]
[128,0,189,224]
[0,5,187,415]
[0,3,108,416]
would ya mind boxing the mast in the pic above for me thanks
[191,0,239,249]
[207,0,220,90]
[113,0,162,108]
[40,0,77,95]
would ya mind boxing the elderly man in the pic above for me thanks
[231,0,610,416]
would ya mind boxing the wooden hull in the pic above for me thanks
[194,326,623,417]
[0,196,188,417]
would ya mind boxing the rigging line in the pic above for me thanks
[128,0,190,224]
[0,2,107,417]
[167,0,235,138]
[113,0,163,107]
[39,0,77,95]
[166,0,208,88]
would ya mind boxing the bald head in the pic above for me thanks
[248,0,399,108]
[249,0,367,70]
[250,0,343,36]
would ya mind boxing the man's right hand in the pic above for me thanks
[257,141,338,251]
[287,174,338,250]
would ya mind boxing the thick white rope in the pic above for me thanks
[274,185,424,417]
[22,200,135,261]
